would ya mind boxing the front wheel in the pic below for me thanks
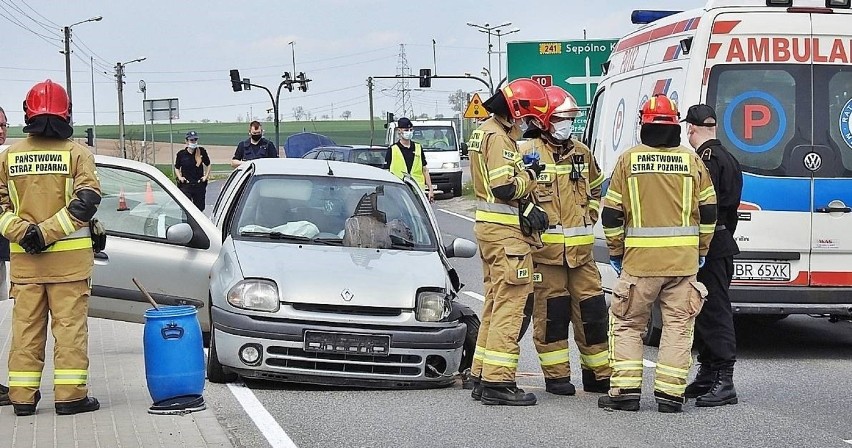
[207,328,238,384]
[458,313,481,373]
[452,179,463,197]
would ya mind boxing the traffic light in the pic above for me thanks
[296,72,308,92]
[85,127,94,147]
[419,68,432,88]
[387,112,394,123]
[242,78,251,91]
[229,69,243,92]
[282,72,294,92]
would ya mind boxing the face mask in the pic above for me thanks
[250,134,262,142]
[400,130,413,140]
[551,119,574,141]
[188,142,198,150]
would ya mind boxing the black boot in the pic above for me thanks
[55,397,100,415]
[597,392,640,412]
[545,377,576,396]
[0,384,10,406]
[696,365,738,407]
[480,383,537,406]
[582,369,610,393]
[684,363,714,399]
[13,391,41,417]
[470,378,483,401]
[655,391,684,413]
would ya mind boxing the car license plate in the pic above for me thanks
[733,261,791,281]
[303,331,391,356]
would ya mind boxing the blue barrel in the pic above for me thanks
[143,305,205,403]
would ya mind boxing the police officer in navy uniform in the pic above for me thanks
[231,121,277,167]
[682,104,743,407]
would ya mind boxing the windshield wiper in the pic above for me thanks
[389,234,418,250]
[240,231,342,246]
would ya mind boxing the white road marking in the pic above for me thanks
[463,291,485,302]
[843,439,852,445]
[438,208,474,222]
[643,359,656,368]
[227,382,299,448]
[204,349,298,448]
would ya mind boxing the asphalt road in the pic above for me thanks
[201,181,852,448]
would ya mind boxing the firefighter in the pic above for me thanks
[682,104,742,407]
[0,80,101,416]
[518,87,610,395]
[467,78,550,406]
[598,93,716,413]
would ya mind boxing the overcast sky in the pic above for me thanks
[0,0,705,125]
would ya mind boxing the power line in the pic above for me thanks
[1,0,58,35]
[0,7,61,46]
[18,0,59,28]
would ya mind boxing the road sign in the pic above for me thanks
[507,39,618,107]
[144,98,179,121]
[531,75,553,87]
[464,93,487,119]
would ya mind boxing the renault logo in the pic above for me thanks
[340,289,354,302]
[804,152,822,172]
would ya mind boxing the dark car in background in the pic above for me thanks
[303,145,389,169]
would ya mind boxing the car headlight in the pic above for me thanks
[227,279,280,312]
[442,162,460,169]
[416,291,451,322]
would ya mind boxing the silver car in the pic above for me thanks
[89,156,479,388]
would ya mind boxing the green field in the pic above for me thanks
[6,120,394,147]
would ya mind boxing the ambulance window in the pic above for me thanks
[823,68,852,177]
[707,65,803,177]
[585,89,606,154]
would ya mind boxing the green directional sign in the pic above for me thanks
[507,39,618,110]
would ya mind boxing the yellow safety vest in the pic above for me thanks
[389,142,425,189]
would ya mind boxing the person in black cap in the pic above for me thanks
[231,121,277,167]
[682,104,743,407]
[384,117,434,201]
[175,130,211,211]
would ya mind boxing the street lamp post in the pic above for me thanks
[116,57,146,158]
[63,16,102,125]
[466,21,511,89]
[289,41,296,75]
[494,28,520,84]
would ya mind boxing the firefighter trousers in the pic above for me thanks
[8,280,91,404]
[608,272,706,403]
[694,256,737,368]
[531,262,610,381]
[470,237,534,385]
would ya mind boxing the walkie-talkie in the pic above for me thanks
[570,154,585,181]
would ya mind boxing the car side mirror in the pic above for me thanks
[444,238,477,258]
[166,222,194,245]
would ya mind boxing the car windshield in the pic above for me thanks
[232,175,436,250]
[409,126,458,152]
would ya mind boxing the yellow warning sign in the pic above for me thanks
[464,93,487,119]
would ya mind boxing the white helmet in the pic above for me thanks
[546,87,581,120]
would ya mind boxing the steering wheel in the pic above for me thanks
[432,141,450,150]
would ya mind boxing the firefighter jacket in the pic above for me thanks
[602,144,716,277]
[468,115,539,245]
[519,136,604,267]
[0,136,100,283]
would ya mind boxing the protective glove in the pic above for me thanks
[698,256,706,269]
[609,256,623,275]
[19,224,47,255]
[518,200,549,237]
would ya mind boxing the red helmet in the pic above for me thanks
[639,93,679,125]
[502,78,549,121]
[544,86,581,121]
[24,79,70,122]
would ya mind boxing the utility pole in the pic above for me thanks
[90,56,97,153]
[368,77,375,144]
[289,41,296,75]
[115,57,146,158]
[467,22,513,88]
[139,80,147,162]
[64,27,73,124]
[495,28,520,84]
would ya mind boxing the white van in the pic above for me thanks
[386,120,465,197]
[583,0,852,339]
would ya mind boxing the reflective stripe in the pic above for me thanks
[541,226,594,246]
[564,226,592,237]
[624,235,700,248]
[65,178,73,205]
[54,369,88,385]
[538,348,570,366]
[56,208,76,235]
[603,227,624,237]
[611,360,644,371]
[604,189,622,205]
[626,226,698,237]
[682,177,693,227]
[611,377,643,388]
[699,223,716,234]
[473,345,485,361]
[10,237,91,254]
[656,363,689,379]
[475,152,494,203]
[588,199,600,214]
[0,212,15,235]
[475,211,520,226]
[590,173,605,189]
[8,180,19,213]
[513,175,527,200]
[476,201,518,214]
[488,165,514,180]
[482,349,519,368]
[699,185,715,202]
[580,351,609,369]
[627,177,642,227]
[541,233,565,244]
[9,371,41,387]
[654,379,686,395]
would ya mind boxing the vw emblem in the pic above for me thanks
[340,289,354,302]
[803,152,822,172]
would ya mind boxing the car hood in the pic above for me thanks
[233,240,447,309]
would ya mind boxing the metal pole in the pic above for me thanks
[64,26,73,125]
[368,77,375,145]
[487,32,493,84]
[169,114,174,169]
[290,42,296,75]
[116,62,127,158]
[497,31,502,83]
[142,87,147,162]
[151,114,156,165]
[90,56,97,153]
[432,39,437,75]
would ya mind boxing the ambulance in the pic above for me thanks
[583,0,852,340]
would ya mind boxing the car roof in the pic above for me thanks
[311,145,386,151]
[245,158,402,183]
